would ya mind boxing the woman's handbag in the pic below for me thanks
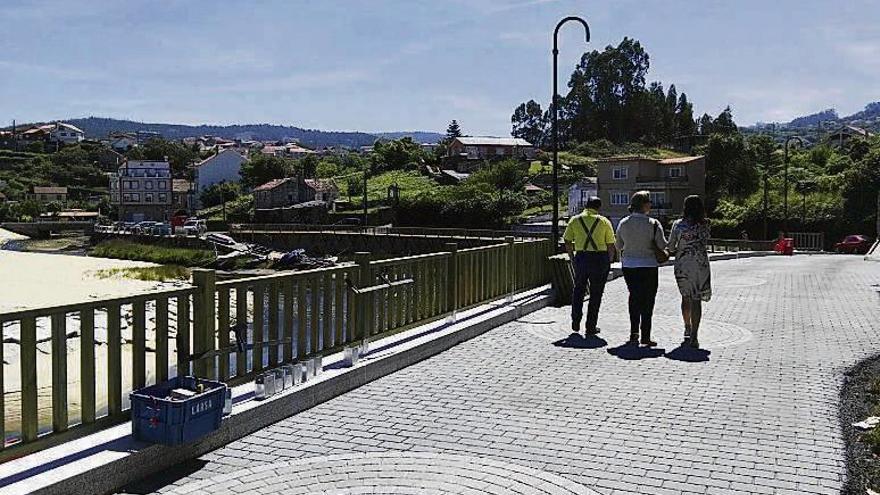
[651,222,670,264]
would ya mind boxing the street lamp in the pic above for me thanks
[551,16,590,250]
[783,135,804,234]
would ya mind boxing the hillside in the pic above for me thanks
[750,102,880,131]
[5,117,443,149]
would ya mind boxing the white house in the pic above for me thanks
[568,177,598,217]
[110,134,137,151]
[192,149,247,206]
[48,123,84,144]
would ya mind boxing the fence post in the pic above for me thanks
[192,269,217,379]
[444,242,458,320]
[353,252,371,342]
[505,236,515,302]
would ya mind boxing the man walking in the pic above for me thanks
[563,196,616,335]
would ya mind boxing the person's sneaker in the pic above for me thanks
[640,339,658,347]
[682,336,692,347]
[570,322,580,333]
[625,337,639,346]
[690,339,700,349]
[585,327,600,335]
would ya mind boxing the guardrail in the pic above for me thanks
[230,224,549,240]
[707,238,776,252]
[0,237,553,460]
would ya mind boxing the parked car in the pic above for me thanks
[333,217,362,227]
[834,235,872,254]
[182,219,207,236]
[151,223,172,236]
[133,221,158,235]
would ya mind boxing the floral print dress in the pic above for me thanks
[668,219,712,301]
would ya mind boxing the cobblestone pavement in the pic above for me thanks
[123,255,880,495]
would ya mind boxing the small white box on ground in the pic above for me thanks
[343,346,359,367]
[282,364,295,388]
[264,372,276,396]
[273,368,285,391]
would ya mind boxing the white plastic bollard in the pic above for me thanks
[254,374,267,400]
[343,346,359,367]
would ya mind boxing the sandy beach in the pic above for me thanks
[0,248,170,313]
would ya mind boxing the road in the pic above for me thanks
[121,255,880,494]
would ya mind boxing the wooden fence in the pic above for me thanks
[0,237,552,460]
[230,223,548,240]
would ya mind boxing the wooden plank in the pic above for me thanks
[297,280,308,357]
[132,300,146,390]
[334,272,345,346]
[235,287,248,377]
[252,284,265,371]
[267,282,279,366]
[282,279,294,363]
[175,295,190,378]
[79,308,97,424]
[309,277,320,350]
[217,288,230,380]
[106,304,122,417]
[0,322,6,444]
[20,316,38,442]
[322,272,333,350]
[50,313,68,432]
[154,297,169,383]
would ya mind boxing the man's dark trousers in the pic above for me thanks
[571,251,610,332]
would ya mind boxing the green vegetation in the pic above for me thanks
[365,170,438,203]
[199,181,241,208]
[92,265,191,282]
[198,193,253,222]
[91,239,215,266]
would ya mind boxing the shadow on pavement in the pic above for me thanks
[552,332,608,349]
[665,345,711,362]
[120,459,209,494]
[606,344,665,360]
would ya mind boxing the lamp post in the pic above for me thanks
[362,166,368,227]
[551,16,590,250]
[783,136,804,235]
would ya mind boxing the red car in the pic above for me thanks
[834,235,872,254]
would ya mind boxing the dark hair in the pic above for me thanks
[586,196,602,209]
[628,190,651,213]
[683,195,705,223]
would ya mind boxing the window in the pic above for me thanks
[145,194,154,203]
[158,193,168,202]
[157,181,167,189]
[612,167,628,180]
[145,181,153,190]
[131,193,140,202]
[649,191,666,206]
[122,194,131,202]
[495,147,505,156]
[668,167,682,178]
[287,193,294,203]
[610,192,629,205]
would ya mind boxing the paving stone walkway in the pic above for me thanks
[123,255,880,495]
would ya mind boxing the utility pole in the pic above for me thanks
[782,136,804,235]
[762,167,769,240]
[362,166,368,227]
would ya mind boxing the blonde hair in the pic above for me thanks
[628,190,651,213]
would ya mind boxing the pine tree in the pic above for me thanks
[446,120,462,140]
[676,93,696,137]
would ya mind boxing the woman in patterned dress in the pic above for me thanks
[668,195,712,348]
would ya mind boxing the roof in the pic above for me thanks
[0,192,6,199]
[33,186,68,194]
[252,178,291,192]
[55,122,84,134]
[658,156,704,165]
[304,179,337,192]
[453,136,534,147]
[172,179,192,193]
[440,169,470,182]
[524,183,546,193]
[195,149,246,168]
[833,125,874,137]
[56,210,99,218]
[596,155,704,165]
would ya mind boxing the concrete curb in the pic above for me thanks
[0,288,551,495]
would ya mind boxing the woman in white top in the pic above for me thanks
[614,190,667,346]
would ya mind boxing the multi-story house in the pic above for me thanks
[445,137,537,172]
[192,149,247,208]
[567,177,598,217]
[109,160,173,221]
[31,186,68,203]
[596,155,706,226]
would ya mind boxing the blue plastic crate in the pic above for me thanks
[130,376,227,446]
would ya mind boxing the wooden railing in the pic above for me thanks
[230,223,548,240]
[0,237,553,459]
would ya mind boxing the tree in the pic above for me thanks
[128,138,200,178]
[697,113,714,135]
[702,133,758,205]
[713,106,739,135]
[676,93,696,137]
[239,154,293,189]
[445,120,462,141]
[511,100,546,146]
[199,182,241,208]
[468,159,529,192]
[370,138,424,172]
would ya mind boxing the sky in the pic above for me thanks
[1,0,878,136]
